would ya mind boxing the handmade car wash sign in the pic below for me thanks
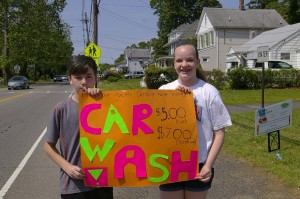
[255,100,292,136]
[79,90,198,187]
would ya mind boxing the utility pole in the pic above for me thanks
[84,12,90,45]
[92,0,99,87]
[92,0,98,45]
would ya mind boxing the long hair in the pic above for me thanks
[175,41,206,81]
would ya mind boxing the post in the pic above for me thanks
[262,62,265,108]
[257,46,269,108]
[93,0,98,45]
[92,0,99,87]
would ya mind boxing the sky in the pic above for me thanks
[61,0,250,64]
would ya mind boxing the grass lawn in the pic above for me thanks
[99,79,300,190]
[224,110,300,189]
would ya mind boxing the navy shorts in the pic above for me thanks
[159,163,214,192]
[61,187,113,199]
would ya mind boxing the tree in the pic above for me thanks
[247,0,300,24]
[288,0,300,24]
[150,0,221,59]
[0,0,73,80]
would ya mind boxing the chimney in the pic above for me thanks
[239,0,245,10]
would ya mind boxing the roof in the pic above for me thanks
[231,22,300,53]
[124,49,151,58]
[164,20,199,47]
[199,7,287,29]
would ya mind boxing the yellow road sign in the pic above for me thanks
[84,42,101,59]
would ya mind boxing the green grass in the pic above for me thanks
[220,88,300,105]
[99,79,144,91]
[224,110,300,189]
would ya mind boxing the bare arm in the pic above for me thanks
[195,128,225,182]
[44,142,85,179]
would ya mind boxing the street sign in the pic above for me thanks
[257,46,269,63]
[84,42,101,66]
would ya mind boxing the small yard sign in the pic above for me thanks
[255,100,292,136]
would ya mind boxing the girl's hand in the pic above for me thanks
[176,85,191,94]
[195,164,212,183]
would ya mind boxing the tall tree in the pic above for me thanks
[0,0,72,80]
[247,0,300,24]
[150,0,221,59]
[288,0,300,24]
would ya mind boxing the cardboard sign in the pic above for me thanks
[79,90,198,187]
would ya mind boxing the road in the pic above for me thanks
[0,84,299,199]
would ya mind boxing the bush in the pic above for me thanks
[102,71,122,82]
[145,66,177,89]
[227,67,249,89]
[205,69,228,90]
[227,68,300,89]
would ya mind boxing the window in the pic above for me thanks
[202,57,209,63]
[210,31,214,45]
[201,35,205,48]
[250,30,257,39]
[205,32,209,47]
[281,53,290,60]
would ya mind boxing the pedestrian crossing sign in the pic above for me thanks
[84,42,101,59]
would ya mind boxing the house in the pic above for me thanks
[196,6,287,72]
[124,48,151,72]
[155,20,199,68]
[226,22,300,71]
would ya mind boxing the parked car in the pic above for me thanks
[53,75,68,82]
[124,71,145,79]
[249,60,294,70]
[7,76,30,90]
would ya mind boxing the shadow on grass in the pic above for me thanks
[231,120,254,131]
[281,135,300,146]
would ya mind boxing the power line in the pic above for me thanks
[101,3,148,8]
[100,7,156,32]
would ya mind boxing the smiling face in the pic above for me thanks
[174,44,200,86]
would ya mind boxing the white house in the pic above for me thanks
[155,20,198,68]
[124,49,151,72]
[227,22,300,70]
[196,7,287,72]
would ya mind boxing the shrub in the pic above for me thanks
[145,66,177,89]
[205,69,228,90]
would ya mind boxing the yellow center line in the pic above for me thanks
[0,92,29,103]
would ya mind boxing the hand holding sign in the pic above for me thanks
[79,90,198,187]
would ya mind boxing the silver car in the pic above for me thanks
[7,76,30,90]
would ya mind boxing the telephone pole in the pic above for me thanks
[92,0,99,45]
[84,12,90,44]
[92,0,99,87]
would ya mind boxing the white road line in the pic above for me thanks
[0,128,47,199]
